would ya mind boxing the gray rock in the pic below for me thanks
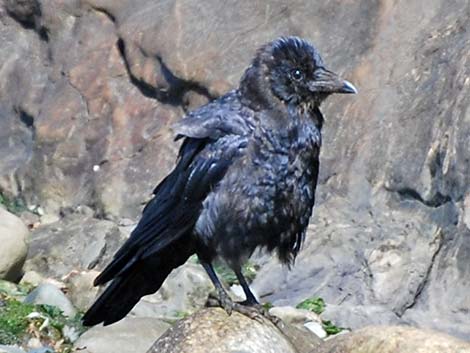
[304,321,327,339]
[24,283,76,317]
[321,304,405,331]
[24,207,128,278]
[64,270,100,312]
[0,208,29,281]
[0,345,26,353]
[317,326,470,353]
[74,317,171,353]
[252,194,470,340]
[26,348,54,353]
[131,262,213,320]
[19,271,44,287]
[269,306,322,326]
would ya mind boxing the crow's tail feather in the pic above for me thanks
[82,240,194,327]
[82,265,167,326]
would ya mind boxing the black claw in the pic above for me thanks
[205,290,235,315]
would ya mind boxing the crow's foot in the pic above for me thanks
[206,294,281,326]
[206,291,235,315]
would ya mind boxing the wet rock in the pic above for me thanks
[24,283,76,317]
[75,317,171,353]
[0,208,29,282]
[317,326,470,353]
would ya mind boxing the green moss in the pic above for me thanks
[0,291,86,348]
[0,296,35,344]
[173,310,190,319]
[295,296,345,337]
[262,302,274,310]
[0,192,28,215]
[296,296,325,314]
[322,320,344,335]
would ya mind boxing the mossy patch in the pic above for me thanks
[0,191,42,216]
[296,297,325,314]
[322,319,343,335]
[296,296,345,337]
[0,296,35,344]
[0,285,86,351]
[0,192,27,215]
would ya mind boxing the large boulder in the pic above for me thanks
[317,326,470,353]
[0,208,29,281]
[147,308,321,353]
[74,317,171,353]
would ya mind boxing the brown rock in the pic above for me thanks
[148,308,321,353]
[317,326,470,353]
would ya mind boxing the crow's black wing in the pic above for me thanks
[93,93,253,286]
[83,93,252,326]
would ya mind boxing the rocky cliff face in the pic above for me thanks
[0,0,469,340]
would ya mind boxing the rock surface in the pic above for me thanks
[0,0,469,341]
[0,346,26,353]
[147,308,320,353]
[64,270,100,312]
[317,325,470,353]
[24,283,76,317]
[24,206,129,278]
[74,317,171,353]
[269,306,322,326]
[0,208,29,281]
[130,262,213,320]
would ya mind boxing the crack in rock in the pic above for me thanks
[67,78,91,118]
[396,228,444,317]
[386,186,452,208]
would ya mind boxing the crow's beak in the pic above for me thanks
[308,68,357,94]
[339,80,358,94]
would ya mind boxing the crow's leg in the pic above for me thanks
[232,267,282,324]
[234,268,259,306]
[202,261,280,324]
[201,261,234,315]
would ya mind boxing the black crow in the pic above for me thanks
[82,36,356,326]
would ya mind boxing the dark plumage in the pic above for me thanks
[82,36,356,326]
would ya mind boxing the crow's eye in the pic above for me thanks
[291,68,303,81]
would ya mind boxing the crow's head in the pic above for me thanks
[240,36,356,110]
